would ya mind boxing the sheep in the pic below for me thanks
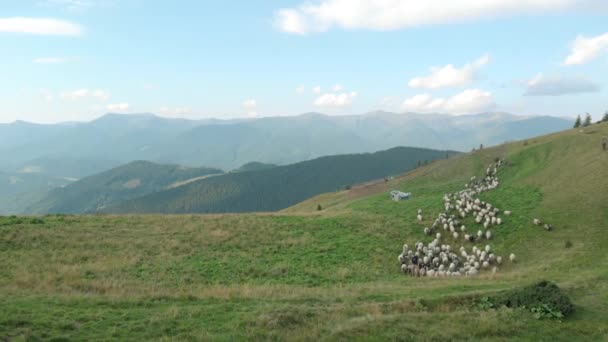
[544,224,553,231]
[533,218,542,226]
[509,253,516,262]
[397,159,514,278]
[504,210,511,216]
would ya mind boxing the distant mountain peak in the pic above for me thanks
[97,112,160,121]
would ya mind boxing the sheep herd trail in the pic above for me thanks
[398,158,521,277]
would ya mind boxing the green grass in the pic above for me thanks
[1,123,608,340]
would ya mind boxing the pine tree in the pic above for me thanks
[583,113,592,127]
[602,111,608,122]
[574,115,582,128]
[317,204,322,211]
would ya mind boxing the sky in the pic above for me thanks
[1,0,607,123]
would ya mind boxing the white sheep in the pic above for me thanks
[504,210,511,216]
[533,218,542,226]
[417,214,423,222]
[509,253,516,262]
[485,230,492,240]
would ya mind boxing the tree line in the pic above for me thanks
[574,111,608,128]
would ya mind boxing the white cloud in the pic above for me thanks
[524,73,599,96]
[33,57,76,64]
[60,89,110,101]
[40,89,54,102]
[40,0,113,12]
[401,89,495,115]
[408,54,489,89]
[296,85,305,94]
[0,17,83,36]
[274,9,309,34]
[143,83,158,90]
[313,86,322,94]
[159,106,192,116]
[275,0,606,34]
[106,103,130,112]
[332,84,343,92]
[243,99,258,117]
[564,32,608,65]
[314,91,357,108]
[243,99,257,110]
[380,96,395,108]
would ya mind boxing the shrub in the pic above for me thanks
[491,281,574,319]
[565,240,573,248]
[30,218,45,225]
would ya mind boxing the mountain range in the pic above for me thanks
[1,111,572,214]
[1,111,571,174]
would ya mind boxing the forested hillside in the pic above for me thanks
[105,147,456,213]
[27,161,223,214]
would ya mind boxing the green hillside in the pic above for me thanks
[27,161,223,214]
[1,123,607,340]
[104,147,456,214]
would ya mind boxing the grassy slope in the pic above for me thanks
[0,124,607,340]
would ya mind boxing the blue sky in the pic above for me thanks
[1,0,607,123]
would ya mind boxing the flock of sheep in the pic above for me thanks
[399,159,519,277]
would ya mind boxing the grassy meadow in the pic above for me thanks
[1,123,608,340]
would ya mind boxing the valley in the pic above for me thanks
[1,123,606,340]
